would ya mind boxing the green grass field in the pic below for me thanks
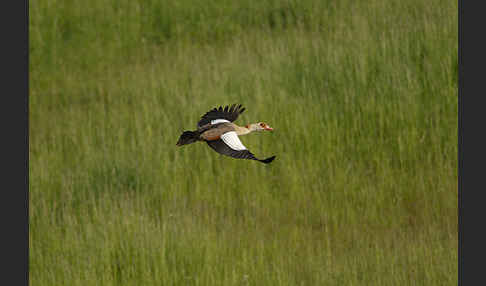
[29,0,457,285]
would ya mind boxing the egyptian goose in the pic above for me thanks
[176,104,276,164]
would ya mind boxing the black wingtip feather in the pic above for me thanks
[197,104,246,128]
[229,104,236,113]
[259,156,276,164]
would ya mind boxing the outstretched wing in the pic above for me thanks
[197,104,246,128]
[206,131,276,164]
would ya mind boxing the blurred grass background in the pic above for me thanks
[29,0,457,285]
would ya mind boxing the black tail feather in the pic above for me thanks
[258,155,276,164]
[176,131,199,146]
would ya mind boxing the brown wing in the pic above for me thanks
[197,104,246,128]
[206,139,276,164]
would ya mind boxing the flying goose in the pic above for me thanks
[176,104,276,164]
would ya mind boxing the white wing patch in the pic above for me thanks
[211,119,230,125]
[220,131,247,151]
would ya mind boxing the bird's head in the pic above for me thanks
[247,122,273,132]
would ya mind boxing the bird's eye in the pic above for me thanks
[260,123,265,127]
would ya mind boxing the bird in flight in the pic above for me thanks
[176,104,276,164]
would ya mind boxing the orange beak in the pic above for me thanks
[264,126,274,131]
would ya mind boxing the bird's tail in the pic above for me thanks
[176,130,200,146]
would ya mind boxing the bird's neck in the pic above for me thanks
[235,124,254,136]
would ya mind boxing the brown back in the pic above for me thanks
[200,123,236,141]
